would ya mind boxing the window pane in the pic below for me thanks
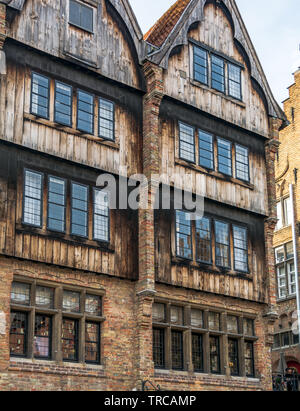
[99,98,114,140]
[196,217,211,264]
[208,312,220,331]
[215,221,230,268]
[217,138,232,176]
[176,211,192,259]
[210,336,221,374]
[85,322,100,364]
[153,328,165,369]
[282,332,290,347]
[194,46,208,85]
[11,282,30,306]
[236,145,249,181]
[35,286,54,309]
[179,123,195,163]
[23,170,43,227]
[283,197,292,226]
[69,0,81,27]
[77,90,94,134]
[48,176,65,232]
[228,64,242,99]
[233,226,248,272]
[152,303,166,323]
[55,81,72,126]
[170,306,184,325]
[63,291,80,313]
[10,311,27,357]
[211,55,225,93]
[85,294,102,317]
[192,334,204,372]
[62,318,79,361]
[227,315,239,334]
[244,341,255,377]
[273,334,280,349]
[228,339,239,376]
[69,0,93,32]
[243,318,255,336]
[275,246,285,264]
[31,73,49,119]
[199,130,214,170]
[171,331,184,370]
[191,309,204,328]
[71,183,88,237]
[34,315,51,359]
[286,242,294,260]
[93,189,110,242]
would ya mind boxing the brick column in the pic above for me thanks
[134,62,163,389]
[0,3,6,74]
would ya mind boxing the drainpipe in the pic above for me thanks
[290,184,300,345]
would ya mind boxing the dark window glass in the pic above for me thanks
[228,339,239,376]
[199,130,214,170]
[48,176,66,232]
[244,341,255,377]
[11,282,30,306]
[179,123,195,163]
[31,72,49,119]
[10,311,27,357]
[153,328,165,369]
[196,217,212,264]
[54,81,72,126]
[211,55,225,93]
[85,322,100,364]
[282,332,290,347]
[62,318,79,362]
[215,221,230,268]
[243,318,255,336]
[77,90,94,134]
[99,98,114,141]
[293,332,299,346]
[69,0,93,32]
[193,46,208,85]
[71,183,88,237]
[34,315,52,359]
[35,286,54,309]
[233,226,248,272]
[217,138,232,176]
[227,315,239,334]
[210,336,221,374]
[176,211,192,259]
[273,334,280,349]
[23,170,43,227]
[85,295,102,317]
[228,64,242,100]
[192,334,204,372]
[62,291,80,313]
[171,331,184,370]
[93,189,109,242]
[236,145,249,182]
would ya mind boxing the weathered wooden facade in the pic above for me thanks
[0,0,286,391]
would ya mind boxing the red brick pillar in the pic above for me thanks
[134,62,163,389]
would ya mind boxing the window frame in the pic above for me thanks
[98,97,115,141]
[228,63,242,101]
[85,321,101,365]
[195,216,212,265]
[30,72,50,120]
[198,129,215,171]
[10,311,28,358]
[47,175,67,234]
[34,314,53,360]
[22,168,44,229]
[235,144,250,183]
[69,0,94,34]
[54,80,73,127]
[217,137,233,177]
[211,54,225,94]
[93,188,110,244]
[193,45,209,86]
[153,327,166,370]
[214,219,231,269]
[70,181,89,239]
[244,341,255,378]
[178,121,196,164]
[233,224,249,274]
[275,242,296,300]
[76,89,95,135]
[175,210,193,261]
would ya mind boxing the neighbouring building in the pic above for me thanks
[272,68,300,378]
[0,0,286,391]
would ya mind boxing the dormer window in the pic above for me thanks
[69,0,94,33]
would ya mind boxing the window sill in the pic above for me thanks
[24,113,120,151]
[175,158,254,190]
[190,80,246,109]
[154,369,260,383]
[277,295,296,303]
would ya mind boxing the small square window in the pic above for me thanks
[63,291,80,313]
[11,282,31,306]
[85,295,102,317]
[69,0,93,33]
[152,303,166,323]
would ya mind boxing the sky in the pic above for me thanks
[130,0,300,106]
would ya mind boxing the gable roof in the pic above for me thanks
[144,0,191,47]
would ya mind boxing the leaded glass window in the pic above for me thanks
[199,130,214,170]
[228,64,242,100]
[170,306,183,325]
[10,311,27,357]
[215,220,230,268]
[69,0,93,33]
[211,55,225,93]
[85,322,100,364]
[228,339,239,376]
[34,315,52,359]
[210,336,221,374]
[71,183,88,237]
[244,341,255,377]
[99,98,114,141]
[193,46,208,85]
[191,309,204,329]
[152,303,166,323]
[243,318,255,337]
[47,176,66,232]
[31,72,49,119]
[62,318,79,361]
[196,217,212,264]
[176,211,192,259]
[179,122,195,163]
[35,286,54,309]
[85,294,102,317]
[62,291,80,313]
[11,282,31,306]
[54,81,72,126]
[208,312,220,331]
[192,334,204,373]
[233,225,248,273]
[236,145,249,182]
[227,315,239,334]
[77,90,94,134]
[93,189,109,242]
[23,170,43,227]
[153,328,165,369]
[217,138,232,176]
[171,331,184,370]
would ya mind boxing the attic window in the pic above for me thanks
[69,0,94,33]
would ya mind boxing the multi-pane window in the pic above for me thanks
[211,55,225,93]
[244,341,255,377]
[54,81,72,126]
[10,280,104,364]
[176,211,192,259]
[69,0,94,33]
[93,189,110,242]
[196,217,212,264]
[276,197,292,230]
[235,145,249,182]
[179,122,195,163]
[47,176,66,232]
[217,138,232,176]
[23,170,43,227]
[99,98,115,141]
[274,331,300,350]
[31,72,50,119]
[233,226,248,273]
[193,46,208,85]
[275,242,296,299]
[228,64,242,100]
[77,90,94,134]
[199,130,214,170]
[215,220,230,268]
[71,183,88,238]
[152,303,256,377]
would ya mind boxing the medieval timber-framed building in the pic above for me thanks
[0,0,286,391]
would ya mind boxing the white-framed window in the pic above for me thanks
[275,242,296,299]
[276,197,292,230]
